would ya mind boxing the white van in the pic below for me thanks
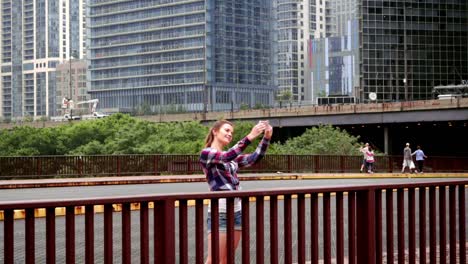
[437,94,462,100]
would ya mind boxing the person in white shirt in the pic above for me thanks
[359,143,369,173]
[401,143,416,173]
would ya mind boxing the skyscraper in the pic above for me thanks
[88,0,276,113]
[308,0,468,103]
[0,0,87,119]
[276,0,318,103]
[359,0,468,102]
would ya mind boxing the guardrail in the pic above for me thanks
[1,155,468,179]
[140,97,468,123]
[0,180,466,263]
[1,98,467,129]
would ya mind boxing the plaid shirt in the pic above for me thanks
[199,136,270,191]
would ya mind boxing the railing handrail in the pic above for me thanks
[2,179,466,263]
[0,154,466,158]
[1,179,466,209]
[2,154,468,179]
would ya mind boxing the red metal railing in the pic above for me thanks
[1,180,466,263]
[1,154,468,179]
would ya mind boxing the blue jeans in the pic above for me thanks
[207,211,242,233]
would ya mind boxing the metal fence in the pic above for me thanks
[1,155,468,179]
[0,180,466,263]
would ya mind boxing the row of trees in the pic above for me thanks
[0,114,363,156]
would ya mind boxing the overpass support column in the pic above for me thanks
[384,126,390,154]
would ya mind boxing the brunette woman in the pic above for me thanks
[199,120,272,263]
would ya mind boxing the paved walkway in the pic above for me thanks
[1,172,467,189]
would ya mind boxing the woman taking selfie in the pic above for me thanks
[199,120,272,263]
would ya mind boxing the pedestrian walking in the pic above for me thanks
[412,145,428,173]
[359,143,369,173]
[401,143,415,173]
[199,119,272,264]
[365,146,375,173]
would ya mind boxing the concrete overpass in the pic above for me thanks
[1,98,467,129]
[139,98,468,127]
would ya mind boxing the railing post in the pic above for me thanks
[459,184,466,264]
[78,156,83,176]
[117,156,121,176]
[46,207,56,264]
[154,199,175,264]
[4,209,14,264]
[25,208,35,264]
[154,155,159,175]
[314,155,320,173]
[66,206,75,264]
[388,156,393,173]
[340,156,345,173]
[356,189,376,264]
[37,157,41,177]
[187,156,192,175]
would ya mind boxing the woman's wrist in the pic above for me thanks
[246,133,256,141]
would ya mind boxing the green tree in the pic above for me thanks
[276,89,293,107]
[270,124,361,155]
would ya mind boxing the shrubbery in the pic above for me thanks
[0,114,362,156]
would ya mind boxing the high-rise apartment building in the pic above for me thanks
[276,0,317,102]
[308,0,468,103]
[0,0,87,119]
[88,0,276,113]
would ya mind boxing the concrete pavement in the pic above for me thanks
[1,172,466,189]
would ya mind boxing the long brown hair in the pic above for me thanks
[204,120,233,147]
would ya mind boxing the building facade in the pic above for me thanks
[307,19,360,104]
[276,0,318,103]
[0,0,86,119]
[307,0,468,103]
[55,60,88,115]
[359,0,468,102]
[88,0,276,113]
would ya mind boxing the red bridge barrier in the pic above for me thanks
[1,180,466,263]
[1,155,468,179]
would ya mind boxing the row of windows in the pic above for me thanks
[363,77,463,86]
[90,0,191,15]
[91,61,203,80]
[91,73,204,90]
[363,56,466,66]
[363,0,466,8]
[91,26,204,48]
[363,21,466,32]
[92,49,203,69]
[93,84,205,109]
[90,2,204,27]
[215,90,270,106]
[91,13,204,38]
[91,37,203,58]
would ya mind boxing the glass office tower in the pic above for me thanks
[360,0,468,102]
[88,0,276,113]
[308,0,468,103]
[0,0,86,119]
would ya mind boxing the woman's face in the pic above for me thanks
[214,123,234,146]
